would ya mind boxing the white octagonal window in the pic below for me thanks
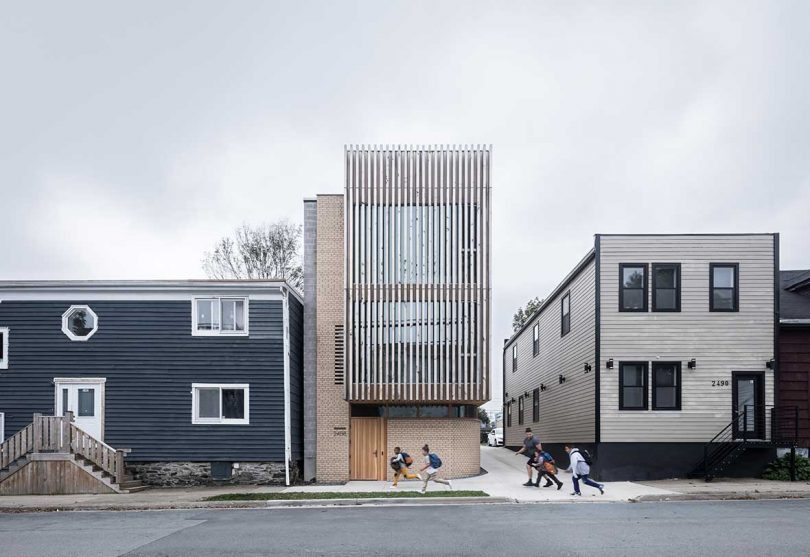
[62,305,98,341]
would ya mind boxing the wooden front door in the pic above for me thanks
[350,418,387,480]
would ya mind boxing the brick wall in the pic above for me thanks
[315,195,351,483]
[386,419,481,479]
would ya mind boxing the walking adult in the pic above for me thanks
[514,427,543,486]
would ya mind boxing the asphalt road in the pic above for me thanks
[2,499,809,556]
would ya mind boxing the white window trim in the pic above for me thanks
[191,297,250,337]
[0,412,4,441]
[61,305,99,341]
[191,383,250,425]
[0,327,8,369]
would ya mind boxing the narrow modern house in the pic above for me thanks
[304,144,492,483]
[778,269,810,449]
[504,233,795,480]
[0,280,303,494]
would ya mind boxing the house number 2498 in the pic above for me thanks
[712,380,730,387]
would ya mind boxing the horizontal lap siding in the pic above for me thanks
[0,300,287,461]
[504,260,596,447]
[599,235,775,442]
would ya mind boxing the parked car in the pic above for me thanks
[487,428,503,447]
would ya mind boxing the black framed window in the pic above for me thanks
[652,362,681,410]
[619,264,648,312]
[619,362,648,410]
[710,263,739,312]
[561,292,571,336]
[532,388,540,422]
[512,344,518,372]
[518,396,525,425]
[532,323,539,356]
[652,263,681,312]
[506,402,512,427]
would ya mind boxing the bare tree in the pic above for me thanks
[202,221,303,288]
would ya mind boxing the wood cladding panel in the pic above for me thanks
[0,459,115,495]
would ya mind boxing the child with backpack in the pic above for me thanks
[564,445,604,496]
[529,450,563,490]
[390,446,421,487]
[418,444,453,494]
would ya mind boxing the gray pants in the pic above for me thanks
[422,472,451,491]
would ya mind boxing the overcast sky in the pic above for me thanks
[2,1,808,409]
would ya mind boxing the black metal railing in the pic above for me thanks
[694,405,799,481]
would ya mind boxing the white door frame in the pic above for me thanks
[53,377,106,441]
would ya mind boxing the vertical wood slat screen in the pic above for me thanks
[344,145,491,403]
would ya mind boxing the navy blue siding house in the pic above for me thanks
[0,281,303,486]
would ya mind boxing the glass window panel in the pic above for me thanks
[388,405,418,418]
[533,324,539,342]
[624,367,643,387]
[78,388,94,417]
[656,388,676,408]
[655,367,676,386]
[655,268,676,289]
[420,405,449,418]
[622,290,644,310]
[562,295,570,315]
[221,300,236,331]
[713,289,734,309]
[713,266,735,288]
[623,267,644,288]
[233,300,245,330]
[655,290,677,310]
[0,332,4,359]
[69,309,95,337]
[62,388,69,416]
[222,389,245,419]
[196,300,219,331]
[623,387,643,408]
[198,388,219,418]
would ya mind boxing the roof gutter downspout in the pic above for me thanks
[281,285,292,486]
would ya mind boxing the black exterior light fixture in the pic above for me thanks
[558,374,566,385]
[584,363,592,373]
[606,358,614,369]
[687,358,697,370]
[524,391,530,398]
[540,383,547,392]
[766,359,775,369]
[510,397,516,403]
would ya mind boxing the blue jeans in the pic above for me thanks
[572,474,603,494]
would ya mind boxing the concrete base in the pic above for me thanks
[509,442,778,481]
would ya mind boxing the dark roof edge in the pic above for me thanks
[503,248,596,351]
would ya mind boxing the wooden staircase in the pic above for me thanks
[0,413,146,495]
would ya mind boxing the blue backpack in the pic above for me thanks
[540,451,554,463]
[428,453,443,469]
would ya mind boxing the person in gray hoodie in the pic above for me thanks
[564,445,604,496]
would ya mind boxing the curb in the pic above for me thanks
[0,496,511,514]
[630,492,810,503]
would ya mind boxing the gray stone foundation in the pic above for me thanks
[128,461,301,487]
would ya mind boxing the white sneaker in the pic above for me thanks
[448,480,453,491]
[420,489,426,494]
[391,484,398,489]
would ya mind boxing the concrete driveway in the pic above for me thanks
[285,446,677,502]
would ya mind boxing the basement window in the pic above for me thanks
[192,384,249,425]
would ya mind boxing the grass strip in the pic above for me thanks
[205,490,488,501]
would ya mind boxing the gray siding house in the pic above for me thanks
[504,234,785,480]
[0,281,303,487]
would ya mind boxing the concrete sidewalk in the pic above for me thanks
[1,446,808,512]
[281,446,676,503]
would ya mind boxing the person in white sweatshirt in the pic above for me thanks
[564,445,604,496]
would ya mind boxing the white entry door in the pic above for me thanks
[54,379,105,441]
